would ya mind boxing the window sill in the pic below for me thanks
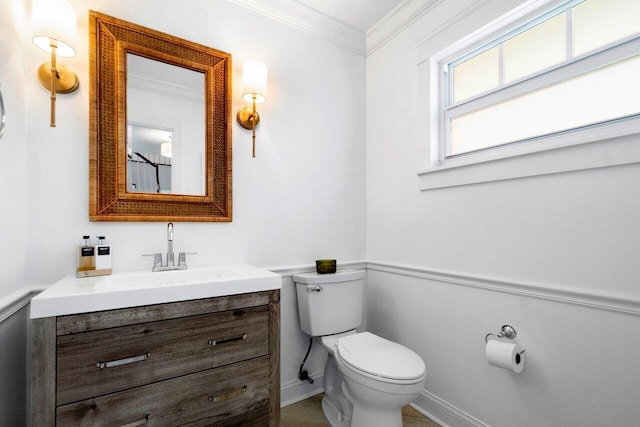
[417,118,640,190]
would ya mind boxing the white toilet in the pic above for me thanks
[293,269,426,427]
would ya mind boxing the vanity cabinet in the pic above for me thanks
[30,290,280,426]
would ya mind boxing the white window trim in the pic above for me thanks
[417,0,640,191]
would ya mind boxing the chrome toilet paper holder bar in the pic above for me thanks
[485,324,518,343]
[0,84,6,140]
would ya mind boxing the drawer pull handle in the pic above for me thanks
[208,333,247,346]
[208,385,247,402]
[97,352,150,369]
[120,414,149,427]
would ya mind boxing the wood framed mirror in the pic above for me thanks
[89,11,232,222]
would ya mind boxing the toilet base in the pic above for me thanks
[350,405,402,427]
[321,351,352,427]
[343,385,403,427]
[321,395,349,427]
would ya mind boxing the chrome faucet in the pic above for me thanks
[166,223,175,267]
[143,223,196,272]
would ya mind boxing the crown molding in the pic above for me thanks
[227,0,450,57]
[366,0,444,56]
[227,0,366,55]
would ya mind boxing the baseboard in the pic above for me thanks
[412,389,488,427]
[281,371,324,408]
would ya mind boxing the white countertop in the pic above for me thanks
[30,264,282,319]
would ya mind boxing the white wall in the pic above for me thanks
[0,0,29,300]
[25,0,366,283]
[366,1,640,426]
[0,0,366,407]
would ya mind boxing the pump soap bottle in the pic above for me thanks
[94,236,112,276]
[76,235,96,277]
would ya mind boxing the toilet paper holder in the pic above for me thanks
[485,324,518,343]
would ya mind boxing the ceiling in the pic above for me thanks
[293,0,406,32]
[230,0,420,55]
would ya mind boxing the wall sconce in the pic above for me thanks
[31,0,79,127]
[236,60,267,157]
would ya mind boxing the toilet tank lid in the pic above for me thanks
[293,269,365,284]
[337,332,425,381]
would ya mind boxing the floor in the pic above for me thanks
[281,393,440,427]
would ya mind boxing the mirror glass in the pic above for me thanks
[126,54,205,195]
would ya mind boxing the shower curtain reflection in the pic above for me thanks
[127,153,172,193]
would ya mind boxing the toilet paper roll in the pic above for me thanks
[485,340,525,373]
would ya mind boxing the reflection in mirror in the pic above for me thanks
[126,54,205,196]
[127,124,173,193]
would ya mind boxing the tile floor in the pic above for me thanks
[281,393,440,427]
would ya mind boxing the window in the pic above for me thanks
[438,0,640,160]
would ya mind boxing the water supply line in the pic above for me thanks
[298,337,314,384]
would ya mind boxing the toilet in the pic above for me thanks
[293,270,426,427]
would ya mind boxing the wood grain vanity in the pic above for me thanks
[30,279,280,426]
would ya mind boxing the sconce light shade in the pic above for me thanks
[241,60,267,103]
[237,60,268,157]
[32,0,77,57]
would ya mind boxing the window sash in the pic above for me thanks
[446,0,584,105]
[442,34,639,159]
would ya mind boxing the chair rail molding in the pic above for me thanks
[367,261,640,317]
[0,286,46,323]
[268,260,367,278]
[6,259,637,322]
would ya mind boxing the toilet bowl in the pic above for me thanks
[335,332,426,427]
[294,270,427,427]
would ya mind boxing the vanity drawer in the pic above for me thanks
[57,306,268,405]
[56,356,270,426]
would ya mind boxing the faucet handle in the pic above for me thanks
[178,252,197,268]
[142,253,163,269]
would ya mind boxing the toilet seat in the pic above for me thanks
[337,332,425,384]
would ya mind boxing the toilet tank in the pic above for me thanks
[293,269,365,337]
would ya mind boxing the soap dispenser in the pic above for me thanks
[94,235,112,275]
[76,235,95,277]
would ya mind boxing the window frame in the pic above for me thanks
[425,0,640,176]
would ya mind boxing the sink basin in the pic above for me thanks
[30,264,281,318]
[101,265,247,290]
